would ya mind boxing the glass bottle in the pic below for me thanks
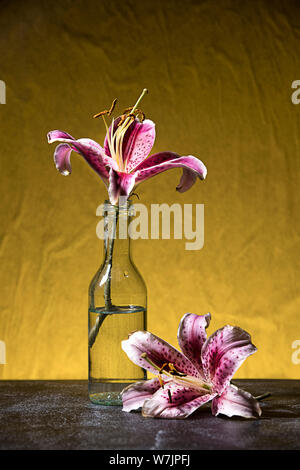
[88,199,147,405]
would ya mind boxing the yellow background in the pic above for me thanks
[0,0,299,379]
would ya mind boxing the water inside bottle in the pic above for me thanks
[88,305,147,405]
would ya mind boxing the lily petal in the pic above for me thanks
[48,131,117,181]
[53,143,72,176]
[48,130,76,142]
[201,325,257,395]
[176,168,197,193]
[142,381,214,419]
[211,384,262,419]
[123,119,156,172]
[135,154,207,192]
[121,330,200,378]
[177,313,211,377]
[121,378,161,412]
[108,169,137,205]
[133,151,181,170]
[104,118,155,172]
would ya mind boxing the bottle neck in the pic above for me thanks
[102,201,132,264]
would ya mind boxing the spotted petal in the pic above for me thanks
[121,330,200,378]
[211,384,261,418]
[177,313,211,377]
[142,381,214,419]
[121,378,161,412]
[134,151,179,170]
[201,325,257,395]
[123,119,156,172]
[104,118,155,172]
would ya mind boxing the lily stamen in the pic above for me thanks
[108,98,117,116]
[159,362,168,374]
[116,88,148,134]
[93,90,149,173]
[93,110,109,118]
[136,111,145,122]
[140,352,162,372]
[168,362,187,377]
[93,98,117,119]
[167,390,173,404]
[158,375,164,389]
[117,115,126,127]
[139,352,210,392]
[121,107,145,123]
[140,353,189,380]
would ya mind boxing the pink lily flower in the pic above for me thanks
[121,313,262,419]
[47,89,207,205]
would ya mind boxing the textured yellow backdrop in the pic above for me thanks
[0,0,299,379]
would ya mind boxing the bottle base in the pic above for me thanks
[89,391,123,406]
[89,381,140,406]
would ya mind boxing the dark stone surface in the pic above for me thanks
[0,380,299,450]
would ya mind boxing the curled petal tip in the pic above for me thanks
[201,164,208,180]
[53,143,72,176]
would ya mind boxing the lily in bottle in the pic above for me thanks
[47,89,207,204]
[121,313,262,419]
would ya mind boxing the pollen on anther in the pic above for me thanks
[93,110,109,118]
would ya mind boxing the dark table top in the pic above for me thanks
[0,380,299,451]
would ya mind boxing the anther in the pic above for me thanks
[117,115,126,127]
[158,375,164,389]
[93,110,109,119]
[168,363,187,377]
[167,390,172,403]
[108,98,117,116]
[136,111,145,122]
[93,98,117,119]
[121,107,146,123]
[117,113,135,127]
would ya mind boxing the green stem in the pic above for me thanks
[104,206,119,309]
[88,206,119,348]
[255,392,271,401]
[88,313,106,348]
